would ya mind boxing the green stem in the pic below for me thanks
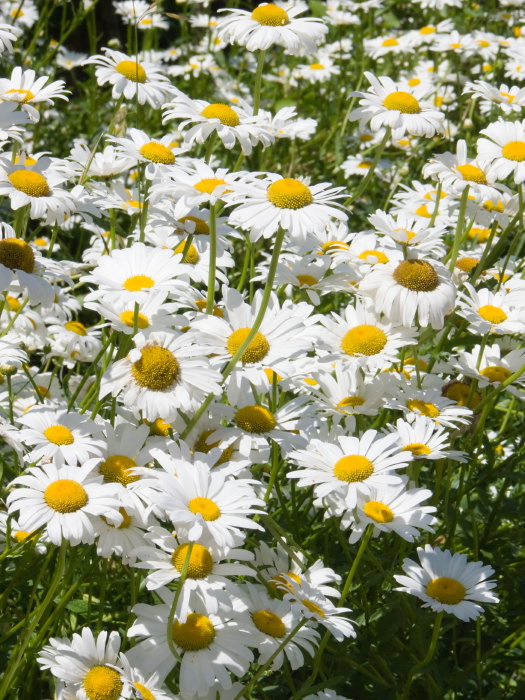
[447,185,470,271]
[345,128,391,207]
[206,204,217,314]
[401,612,443,700]
[253,50,267,115]
[166,542,194,663]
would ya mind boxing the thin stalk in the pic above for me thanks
[253,50,267,115]
[206,204,217,314]
[345,128,391,207]
[447,185,470,271]
[401,612,443,700]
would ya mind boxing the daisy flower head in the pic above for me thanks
[109,127,184,177]
[7,461,124,545]
[0,66,69,121]
[463,80,525,114]
[359,255,456,329]
[309,363,389,419]
[477,118,525,185]
[456,283,525,336]
[455,343,525,393]
[216,2,329,55]
[386,416,467,461]
[349,72,446,140]
[387,383,473,428]
[394,545,499,621]
[227,172,347,243]
[0,22,21,54]
[84,48,174,108]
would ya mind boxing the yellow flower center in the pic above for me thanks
[480,365,512,383]
[382,38,399,46]
[402,443,432,456]
[123,274,155,292]
[500,91,514,103]
[420,25,436,34]
[83,665,123,700]
[138,142,175,164]
[468,227,491,242]
[8,170,50,197]
[267,178,313,209]
[5,88,35,102]
[188,496,221,521]
[321,240,350,254]
[443,381,481,407]
[227,328,270,363]
[333,455,374,482]
[0,238,35,273]
[200,103,240,126]
[195,299,224,316]
[194,177,227,194]
[455,164,487,185]
[426,576,466,605]
[252,609,286,637]
[296,274,318,287]
[310,63,325,70]
[115,60,147,82]
[44,479,88,513]
[44,425,74,445]
[180,215,210,235]
[172,542,214,578]
[251,3,290,26]
[393,259,439,292]
[383,91,421,113]
[65,321,87,336]
[234,405,276,433]
[357,161,372,169]
[301,599,325,616]
[172,613,215,650]
[134,682,155,700]
[477,304,507,324]
[363,500,394,522]
[6,295,21,311]
[502,140,525,161]
[174,240,200,265]
[270,570,301,594]
[131,346,180,391]
[483,199,504,213]
[341,325,387,356]
[99,455,139,486]
[193,429,234,465]
[337,396,365,412]
[119,310,149,329]
[415,204,431,217]
[13,530,32,543]
[455,257,480,273]
[406,399,440,418]
[358,249,389,263]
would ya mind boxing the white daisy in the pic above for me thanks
[455,343,525,392]
[385,416,467,461]
[456,283,525,335]
[478,118,525,184]
[0,66,69,121]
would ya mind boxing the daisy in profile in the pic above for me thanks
[309,363,389,418]
[359,255,456,329]
[84,48,174,107]
[0,66,69,120]
[463,80,525,114]
[109,127,183,177]
[349,72,446,139]
[227,172,347,242]
[217,2,328,55]
[477,118,525,184]
[394,545,499,621]
[163,94,273,155]
[455,343,525,392]
[385,416,467,461]
[7,461,124,545]
[86,291,180,337]
[456,283,524,335]
[387,383,473,428]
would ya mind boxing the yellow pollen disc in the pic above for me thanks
[270,570,301,594]
[394,227,417,242]
[172,613,215,651]
[406,399,440,418]
[415,204,431,217]
[296,274,318,287]
[252,609,286,637]
[180,215,210,236]
[443,381,481,407]
[195,299,224,316]
[341,324,387,356]
[174,240,199,265]
[34,236,46,245]
[251,3,290,26]
[383,91,420,113]
[172,542,214,578]
[483,199,504,213]
[44,479,88,513]
[5,88,35,102]
[408,78,421,87]
[14,530,31,543]
[65,321,87,336]
[333,455,374,483]
[468,227,491,242]
[134,683,155,700]
[188,496,221,521]
[478,304,507,324]
[193,429,234,465]
[337,396,365,412]
[393,259,439,292]
[148,417,171,436]
[364,500,394,523]
[502,140,525,161]
[99,454,139,486]
[267,178,313,209]
[359,134,374,142]
[123,274,155,292]
[6,295,21,311]
[234,405,276,433]
[450,42,462,49]
[126,198,142,209]
[480,365,512,383]
[201,103,240,126]
[358,249,389,263]
[264,368,283,383]
[382,38,399,46]
[194,177,227,194]
[83,665,123,700]
[500,91,515,103]
[138,141,175,164]
[301,599,325,617]
[131,346,180,391]
[402,442,431,456]
[357,161,372,169]
[455,164,487,185]
[455,256,480,273]
[478,39,490,47]
[119,310,149,329]
[420,25,436,34]
[115,60,147,82]
[8,169,50,198]
[44,425,74,445]
[227,327,270,363]
[426,576,466,605]
[321,240,350,254]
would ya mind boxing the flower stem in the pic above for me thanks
[253,49,267,116]
[206,204,217,314]
[345,127,391,207]
[401,611,443,700]
[447,185,470,272]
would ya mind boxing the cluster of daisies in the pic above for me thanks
[2,0,525,698]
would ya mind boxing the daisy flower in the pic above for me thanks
[87,291,180,337]
[227,172,347,242]
[359,255,456,329]
[216,2,328,55]
[7,461,124,545]
[0,66,69,121]
[394,545,499,621]
[478,118,525,185]
[94,503,153,563]
[385,416,467,461]
[349,72,446,140]
[109,127,183,177]
[309,363,389,418]
[387,383,473,428]
[368,209,447,258]
[455,343,525,392]
[84,48,174,108]
[0,22,21,54]
[463,80,525,114]
[100,331,222,422]
[456,283,525,335]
